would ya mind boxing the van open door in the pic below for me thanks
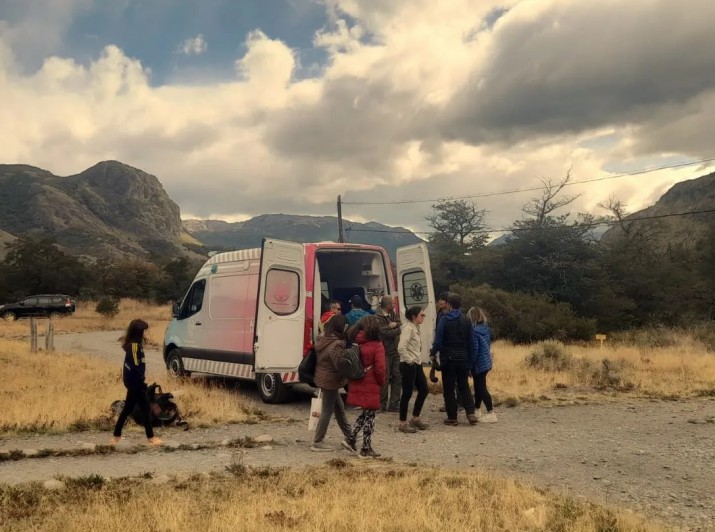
[254,238,305,377]
[396,243,436,363]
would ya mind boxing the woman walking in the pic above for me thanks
[397,306,429,433]
[111,319,162,446]
[468,307,497,423]
[312,314,354,451]
[346,315,386,458]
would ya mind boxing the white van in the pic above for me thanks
[163,239,435,403]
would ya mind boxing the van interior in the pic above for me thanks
[314,249,389,328]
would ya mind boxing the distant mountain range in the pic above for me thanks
[0,161,422,261]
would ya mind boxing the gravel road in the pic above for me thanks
[3,331,713,531]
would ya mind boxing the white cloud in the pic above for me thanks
[1,0,714,234]
[178,34,207,56]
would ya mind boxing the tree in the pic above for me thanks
[0,235,90,299]
[424,199,489,289]
[426,199,488,253]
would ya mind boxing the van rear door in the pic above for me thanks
[396,243,436,363]
[254,239,305,371]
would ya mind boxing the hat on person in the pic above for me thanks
[350,295,363,307]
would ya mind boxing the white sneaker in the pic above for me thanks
[481,411,497,423]
[474,409,483,419]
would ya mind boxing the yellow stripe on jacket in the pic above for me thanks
[132,343,139,366]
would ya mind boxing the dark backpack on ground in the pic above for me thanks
[298,348,317,387]
[112,383,189,430]
[336,343,366,380]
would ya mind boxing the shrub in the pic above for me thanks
[452,283,596,343]
[95,297,120,318]
[589,359,635,391]
[526,341,573,371]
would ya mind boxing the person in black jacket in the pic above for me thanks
[111,319,162,446]
[430,293,477,425]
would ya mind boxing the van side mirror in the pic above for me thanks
[171,302,180,318]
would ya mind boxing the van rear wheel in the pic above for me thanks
[167,349,191,378]
[257,373,290,404]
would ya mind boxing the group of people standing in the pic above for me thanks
[311,291,496,458]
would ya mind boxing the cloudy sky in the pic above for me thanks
[1,0,714,236]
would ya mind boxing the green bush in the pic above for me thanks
[95,297,120,318]
[452,283,597,343]
[526,341,574,371]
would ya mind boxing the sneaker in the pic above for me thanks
[386,406,400,413]
[399,423,417,433]
[358,448,382,459]
[467,414,479,425]
[147,437,163,446]
[340,438,357,453]
[311,441,334,452]
[109,436,121,445]
[474,409,483,419]
[409,418,429,431]
[443,419,459,426]
[481,411,498,423]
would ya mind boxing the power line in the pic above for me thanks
[344,207,715,237]
[342,157,715,206]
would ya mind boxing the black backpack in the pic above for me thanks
[336,343,366,380]
[298,348,317,387]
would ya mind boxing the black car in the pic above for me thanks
[0,294,76,321]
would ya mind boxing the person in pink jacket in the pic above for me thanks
[346,315,387,458]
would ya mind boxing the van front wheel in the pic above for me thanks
[257,373,290,404]
[167,349,191,378]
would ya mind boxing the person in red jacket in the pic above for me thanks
[346,315,387,458]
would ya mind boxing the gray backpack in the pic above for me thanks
[336,343,366,380]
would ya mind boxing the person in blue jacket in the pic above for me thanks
[111,319,163,445]
[345,295,371,326]
[467,307,497,423]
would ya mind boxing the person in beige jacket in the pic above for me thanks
[397,306,429,433]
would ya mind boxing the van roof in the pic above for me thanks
[204,248,261,265]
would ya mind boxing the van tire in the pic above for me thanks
[2,311,17,321]
[257,373,290,404]
[167,349,191,378]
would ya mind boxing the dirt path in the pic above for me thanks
[4,332,714,531]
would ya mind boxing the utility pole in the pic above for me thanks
[337,195,345,243]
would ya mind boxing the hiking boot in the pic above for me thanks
[340,438,357,453]
[399,423,417,433]
[147,437,163,446]
[109,436,121,446]
[409,418,429,430]
[443,419,459,426]
[311,441,334,452]
[467,414,479,425]
[481,411,498,423]
[358,448,381,459]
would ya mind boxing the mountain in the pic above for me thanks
[0,161,423,261]
[182,214,423,259]
[600,171,715,247]
[0,161,189,260]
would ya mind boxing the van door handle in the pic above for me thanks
[195,321,202,326]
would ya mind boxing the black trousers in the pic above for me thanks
[473,370,493,411]
[113,385,154,439]
[399,362,429,422]
[441,362,475,419]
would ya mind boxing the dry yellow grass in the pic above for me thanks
[0,299,171,341]
[0,339,261,435]
[427,339,715,405]
[0,466,663,532]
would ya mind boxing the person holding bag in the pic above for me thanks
[346,315,386,458]
[311,314,353,452]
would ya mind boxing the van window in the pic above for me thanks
[402,270,429,308]
[264,269,299,316]
[179,279,206,319]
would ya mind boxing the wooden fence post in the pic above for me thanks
[30,318,38,352]
[45,320,55,353]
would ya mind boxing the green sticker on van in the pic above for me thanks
[211,264,218,274]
